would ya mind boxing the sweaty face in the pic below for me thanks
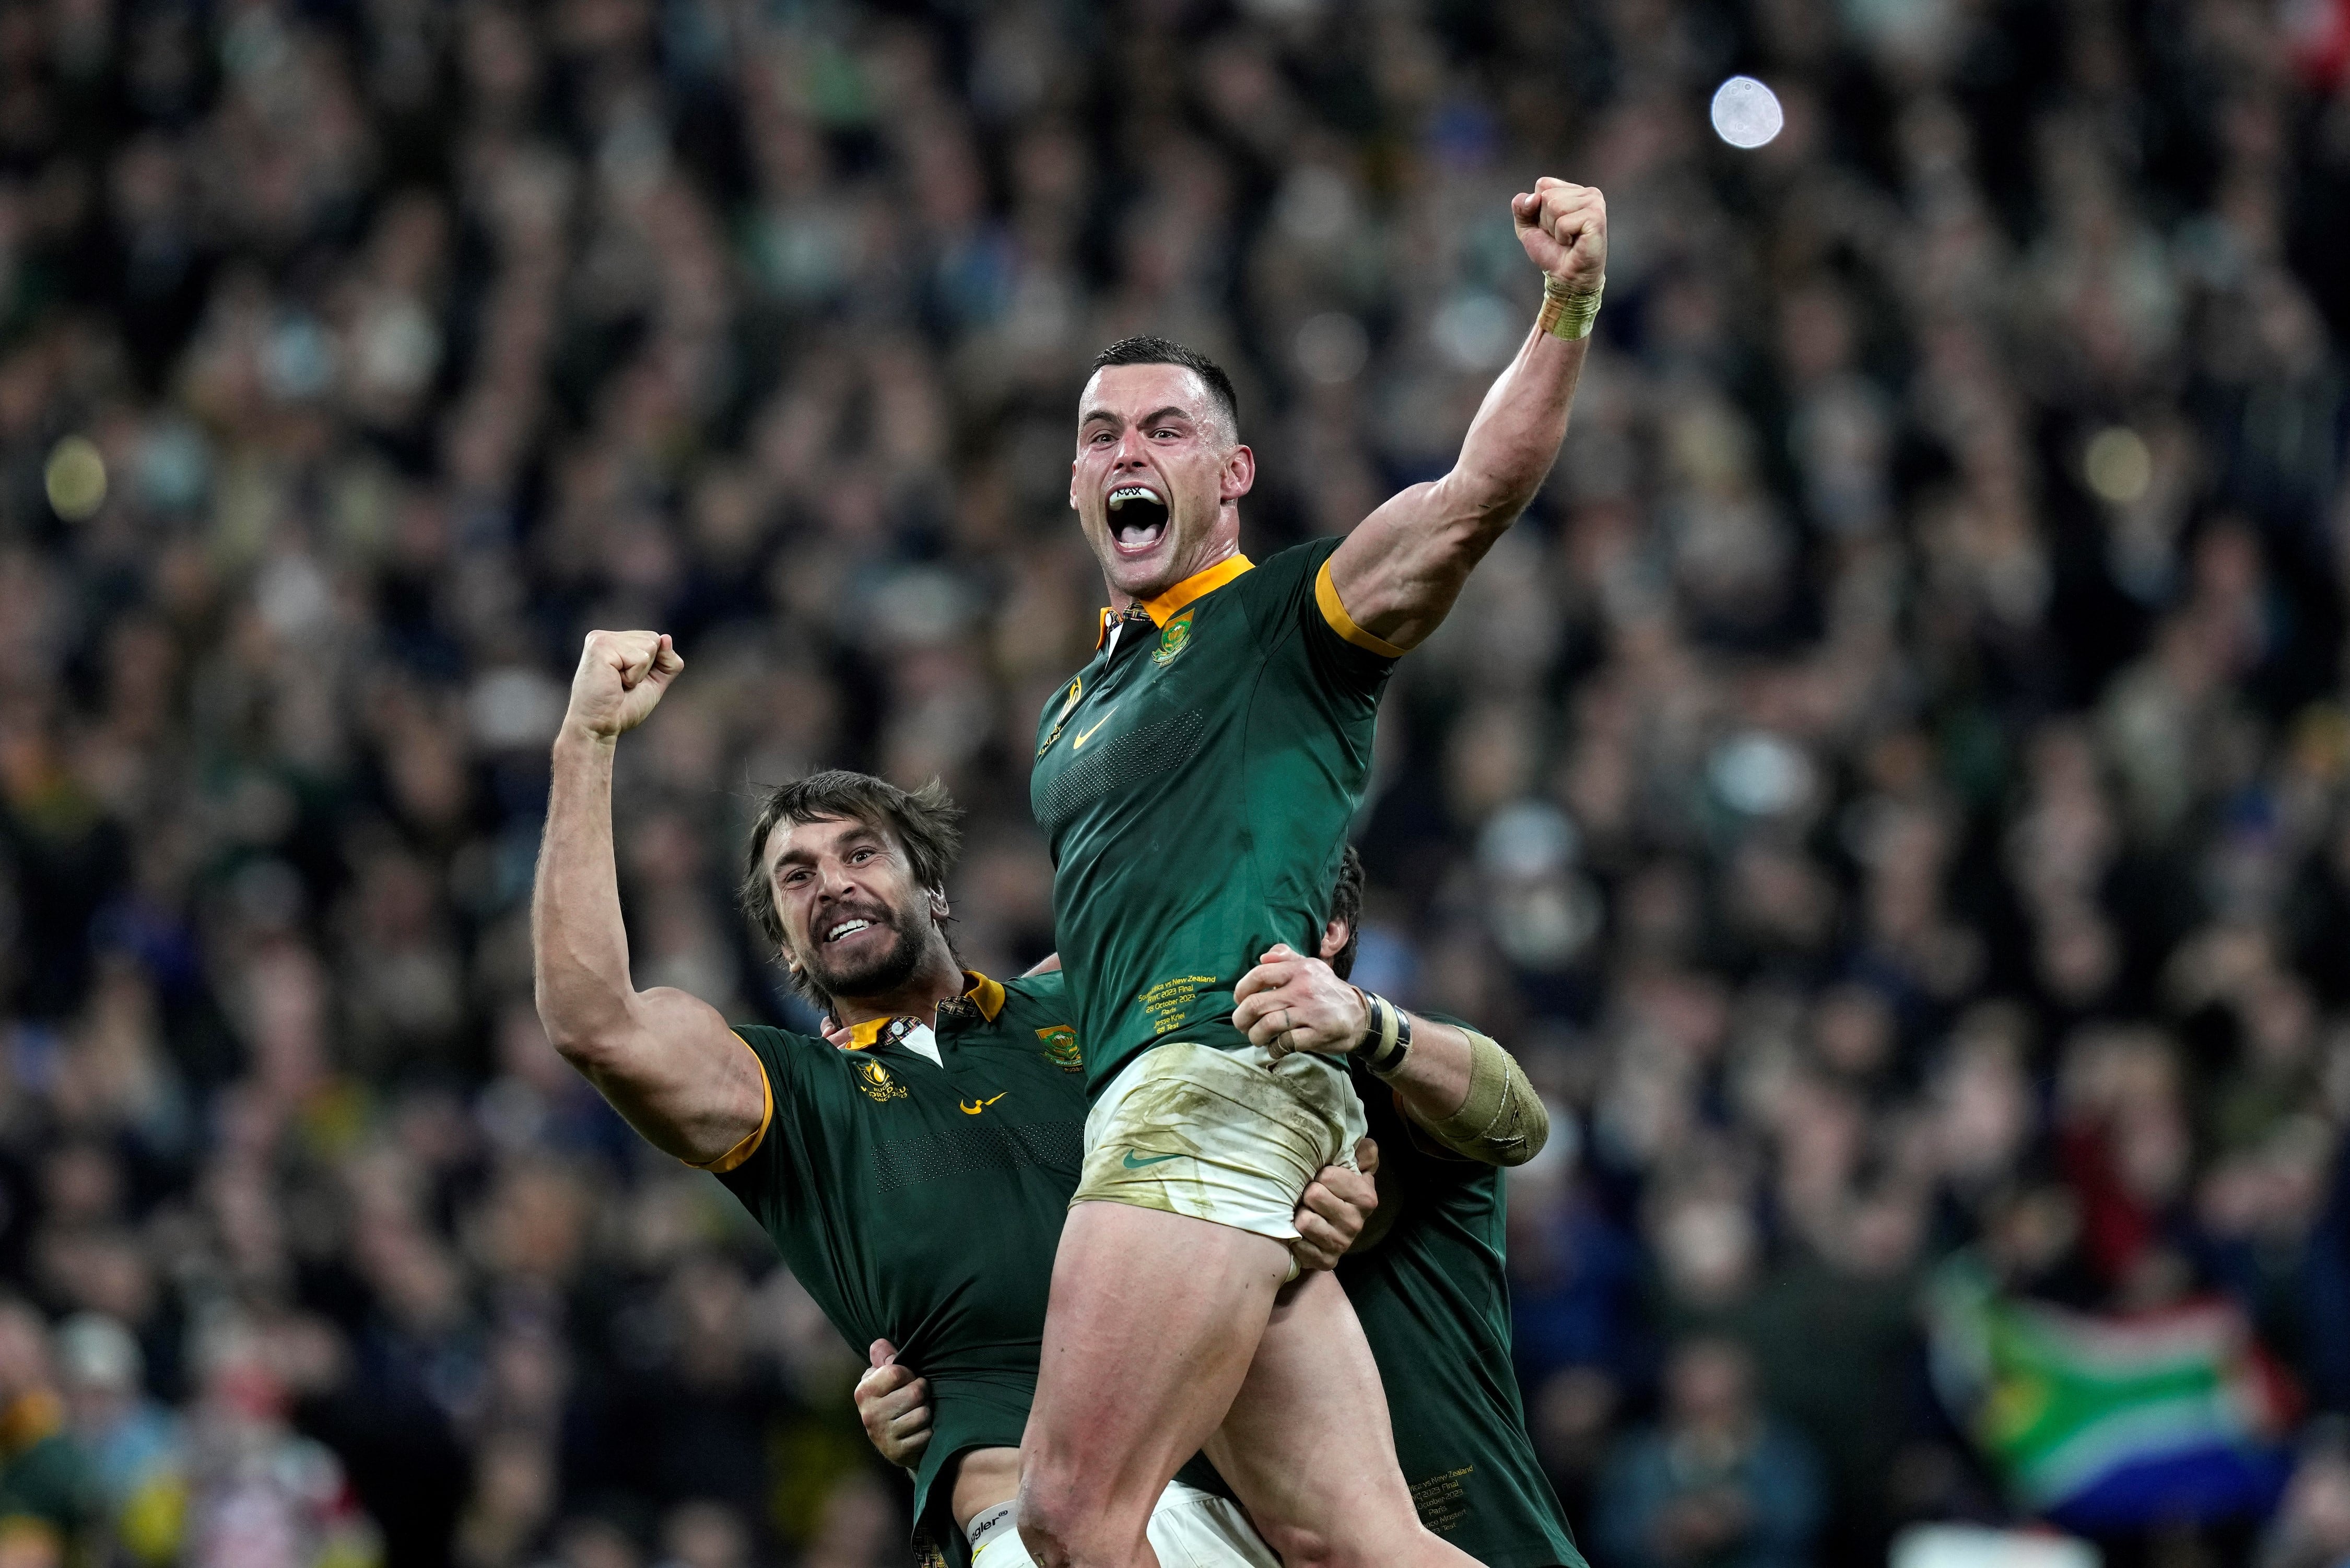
[763,816,938,1003]
[1070,363,1252,600]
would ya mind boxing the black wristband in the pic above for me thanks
[1356,990,1413,1075]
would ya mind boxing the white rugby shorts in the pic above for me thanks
[1071,1040,1367,1245]
[970,1480,1280,1568]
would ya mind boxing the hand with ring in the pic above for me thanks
[1233,945,1372,1061]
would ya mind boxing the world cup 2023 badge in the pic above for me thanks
[1153,609,1194,666]
[1036,1025,1082,1073]
[854,1058,907,1103]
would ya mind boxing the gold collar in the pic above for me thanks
[838,971,1004,1049]
[1092,553,1256,646]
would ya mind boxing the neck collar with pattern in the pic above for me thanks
[1094,552,1255,646]
[837,970,1006,1050]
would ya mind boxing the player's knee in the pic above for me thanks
[1013,1474,1095,1568]
[1254,1511,1430,1568]
[1250,1519,1341,1568]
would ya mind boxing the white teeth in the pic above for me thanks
[827,919,872,942]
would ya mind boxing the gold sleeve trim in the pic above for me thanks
[689,1033,774,1174]
[1314,559,1405,659]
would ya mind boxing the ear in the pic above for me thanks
[1221,443,1255,504]
[929,887,950,917]
[1319,917,1350,962]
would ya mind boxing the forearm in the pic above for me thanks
[532,728,647,1059]
[1381,1016,1549,1168]
[1327,319,1592,650]
[1444,325,1590,522]
[1379,1016,1473,1122]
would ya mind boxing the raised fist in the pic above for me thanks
[564,630,683,741]
[1512,178,1607,292]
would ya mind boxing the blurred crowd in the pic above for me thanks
[0,0,2347,1563]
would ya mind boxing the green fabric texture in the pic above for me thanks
[1342,1014,1587,1568]
[716,976,1089,1564]
[1030,537,1394,1098]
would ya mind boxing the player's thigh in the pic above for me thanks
[1203,1271,1437,1565]
[1023,1200,1289,1507]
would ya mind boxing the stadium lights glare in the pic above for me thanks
[1710,76,1785,149]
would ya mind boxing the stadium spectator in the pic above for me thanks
[0,0,2342,1563]
[1591,1337,1823,1568]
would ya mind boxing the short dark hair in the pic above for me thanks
[1325,844,1365,982]
[737,771,964,958]
[1091,336,1240,440]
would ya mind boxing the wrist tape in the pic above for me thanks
[1536,274,1605,340]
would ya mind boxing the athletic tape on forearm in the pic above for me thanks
[1425,1029,1550,1167]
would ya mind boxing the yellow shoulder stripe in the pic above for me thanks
[1314,558,1405,658]
[688,1032,774,1174]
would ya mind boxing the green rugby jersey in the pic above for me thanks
[1340,1017,1587,1568]
[1030,538,1399,1095]
[707,973,1089,1561]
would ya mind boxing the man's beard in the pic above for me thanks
[796,902,930,1005]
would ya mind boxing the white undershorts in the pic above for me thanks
[1071,1041,1367,1244]
[969,1480,1280,1568]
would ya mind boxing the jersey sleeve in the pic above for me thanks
[708,1024,808,1233]
[1243,537,1400,702]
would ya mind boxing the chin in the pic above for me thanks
[808,929,926,1000]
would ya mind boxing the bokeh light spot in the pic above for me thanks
[2084,427,2152,503]
[1710,76,1785,149]
[1295,313,1370,385]
[45,435,107,520]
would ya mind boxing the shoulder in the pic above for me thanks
[726,1023,840,1087]
[998,970,1068,1016]
[1230,538,1338,603]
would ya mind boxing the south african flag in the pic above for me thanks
[1926,1256,2297,1529]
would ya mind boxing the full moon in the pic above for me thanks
[1710,76,1785,149]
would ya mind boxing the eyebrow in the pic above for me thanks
[770,824,884,871]
[1079,405,1196,430]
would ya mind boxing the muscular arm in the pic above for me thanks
[1233,945,1549,1167]
[532,632,765,1166]
[1325,178,1607,652]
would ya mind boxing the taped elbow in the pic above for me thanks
[1428,1029,1550,1166]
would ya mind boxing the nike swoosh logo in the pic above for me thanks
[1072,708,1118,749]
[959,1093,1007,1115]
[1122,1149,1182,1169]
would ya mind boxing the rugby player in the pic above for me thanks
[861,848,1588,1568]
[1023,178,1606,1568]
[530,630,1373,1568]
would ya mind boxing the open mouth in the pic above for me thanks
[1107,486,1170,555]
[824,917,879,945]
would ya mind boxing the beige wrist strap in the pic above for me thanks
[1536,275,1605,340]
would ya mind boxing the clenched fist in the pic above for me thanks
[563,630,683,742]
[1512,178,1607,292]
